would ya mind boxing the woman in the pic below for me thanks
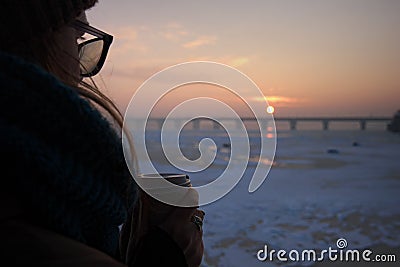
[0,1,204,266]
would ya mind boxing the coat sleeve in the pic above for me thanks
[130,226,188,267]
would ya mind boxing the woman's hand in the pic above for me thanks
[120,189,205,267]
[158,207,205,267]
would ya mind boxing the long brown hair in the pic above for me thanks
[3,20,139,204]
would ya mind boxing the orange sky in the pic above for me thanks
[87,0,400,117]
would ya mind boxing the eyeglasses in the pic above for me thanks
[71,20,113,77]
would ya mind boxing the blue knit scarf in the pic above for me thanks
[0,52,137,256]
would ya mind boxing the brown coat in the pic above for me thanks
[0,194,187,266]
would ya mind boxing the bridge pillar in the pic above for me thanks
[323,120,329,130]
[360,120,366,130]
[260,119,268,131]
[174,119,183,129]
[290,120,297,130]
[156,119,163,130]
[193,119,200,130]
[235,119,243,130]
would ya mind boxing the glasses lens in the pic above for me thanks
[79,39,104,76]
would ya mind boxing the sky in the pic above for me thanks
[87,0,400,118]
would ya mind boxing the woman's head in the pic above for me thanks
[1,0,135,171]
[0,0,97,85]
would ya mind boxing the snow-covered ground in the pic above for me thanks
[138,129,400,266]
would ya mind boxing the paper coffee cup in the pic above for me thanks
[137,173,192,188]
[138,173,193,225]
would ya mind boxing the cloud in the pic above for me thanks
[161,31,188,41]
[160,22,188,41]
[110,26,150,56]
[229,57,249,67]
[182,35,217,48]
[253,96,309,107]
[113,26,139,42]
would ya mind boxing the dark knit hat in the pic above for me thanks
[0,0,98,44]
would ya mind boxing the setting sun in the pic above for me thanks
[266,106,275,114]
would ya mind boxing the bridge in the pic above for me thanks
[134,117,391,130]
[272,117,391,130]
